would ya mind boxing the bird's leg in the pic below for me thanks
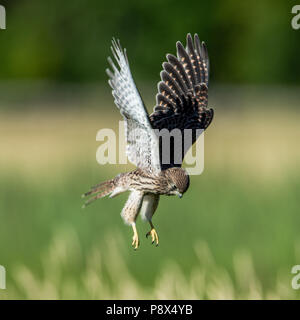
[131,222,139,250]
[146,221,159,246]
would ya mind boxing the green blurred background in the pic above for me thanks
[0,0,300,299]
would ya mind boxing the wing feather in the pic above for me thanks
[107,38,161,173]
[167,53,192,90]
[160,70,185,105]
[176,41,197,87]
[150,33,214,169]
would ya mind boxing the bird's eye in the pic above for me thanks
[170,184,177,191]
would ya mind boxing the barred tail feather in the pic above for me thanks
[81,178,116,208]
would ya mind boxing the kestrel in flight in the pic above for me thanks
[82,33,214,249]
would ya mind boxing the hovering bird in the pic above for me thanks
[82,34,214,249]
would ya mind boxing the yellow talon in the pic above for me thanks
[132,234,139,249]
[146,228,159,246]
[131,223,139,250]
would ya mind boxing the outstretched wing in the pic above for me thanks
[106,39,161,174]
[149,33,214,169]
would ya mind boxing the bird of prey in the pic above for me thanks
[82,33,214,249]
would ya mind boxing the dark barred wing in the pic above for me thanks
[106,39,161,174]
[149,33,214,169]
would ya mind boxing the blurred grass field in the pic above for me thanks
[0,84,300,299]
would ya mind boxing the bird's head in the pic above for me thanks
[164,167,190,198]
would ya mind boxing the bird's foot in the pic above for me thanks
[146,228,159,246]
[132,231,139,250]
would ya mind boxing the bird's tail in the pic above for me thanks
[81,178,116,208]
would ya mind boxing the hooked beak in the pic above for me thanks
[176,192,183,199]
